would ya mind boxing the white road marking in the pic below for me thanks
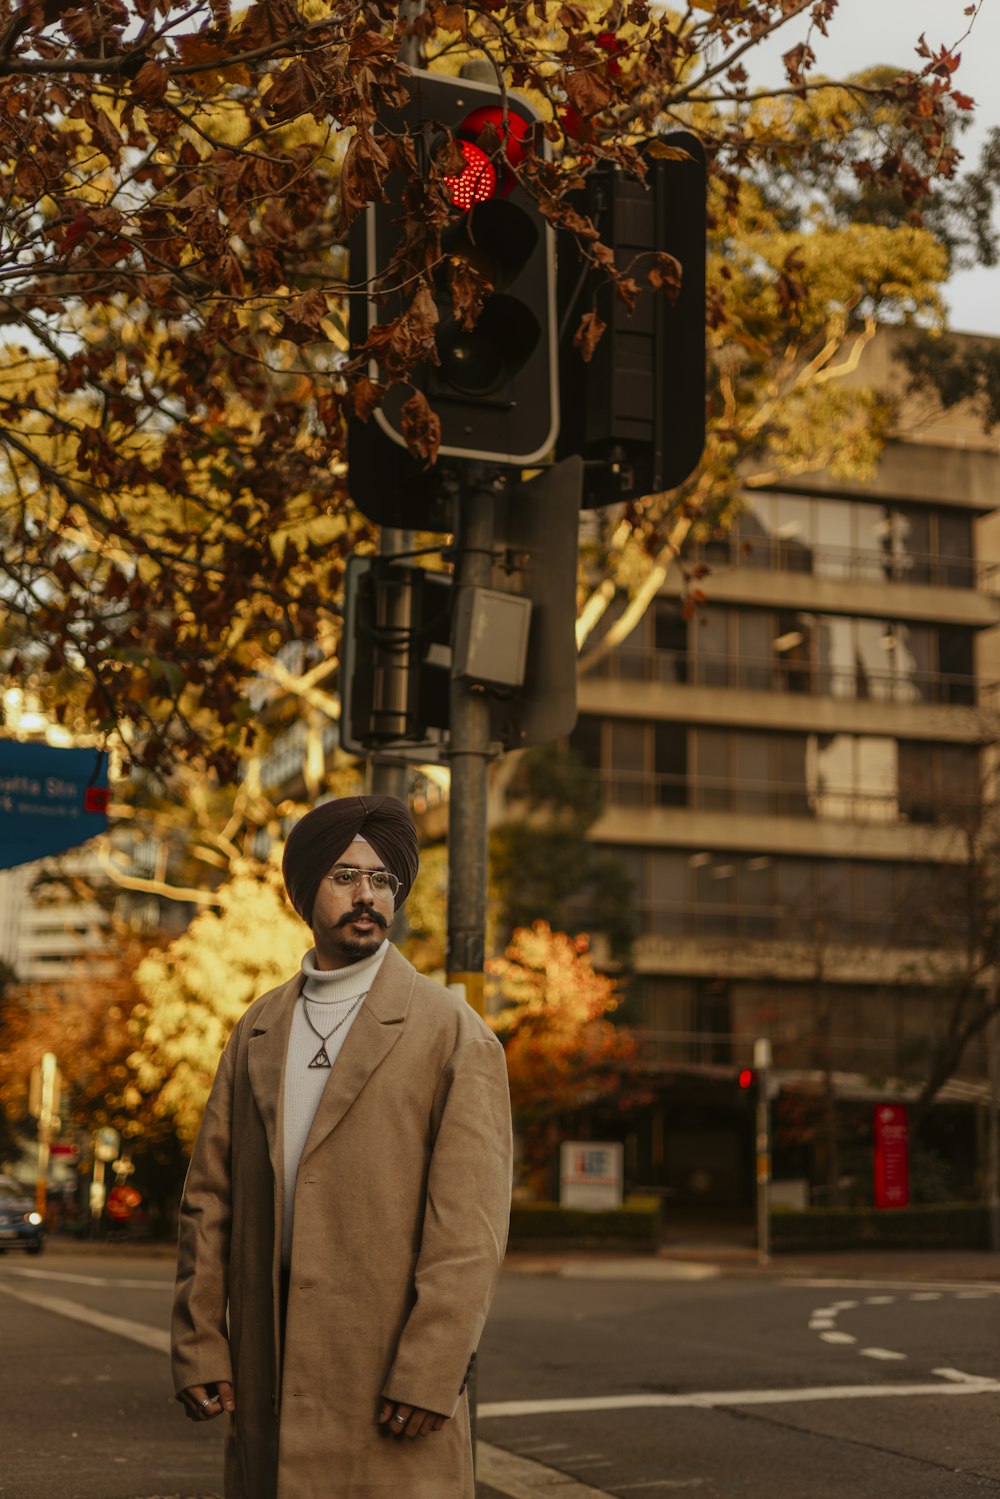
[955,1291,992,1299]
[859,1348,907,1361]
[809,1318,836,1329]
[789,1278,1000,1294]
[909,1292,942,1301]
[865,1296,896,1305]
[810,1307,841,1318]
[819,1331,857,1345]
[616,1482,706,1491]
[933,1367,990,1383]
[2,1266,173,1291]
[830,1300,858,1310]
[0,1282,170,1354]
[559,1261,720,1282]
[479,1379,1000,1420]
[478,1440,612,1498]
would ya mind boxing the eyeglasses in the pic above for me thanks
[326,867,400,898]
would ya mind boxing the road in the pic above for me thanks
[1,1250,999,1498]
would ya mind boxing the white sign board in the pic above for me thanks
[94,1126,120,1163]
[559,1141,624,1211]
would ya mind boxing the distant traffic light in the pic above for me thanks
[738,1068,755,1091]
[558,132,707,508]
[348,70,557,530]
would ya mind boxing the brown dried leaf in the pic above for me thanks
[564,67,615,119]
[352,376,386,421]
[448,257,491,332]
[338,127,391,231]
[400,389,441,467]
[285,289,329,329]
[573,310,606,363]
[648,251,682,301]
[132,61,170,105]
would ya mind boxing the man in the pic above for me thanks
[171,794,513,1498]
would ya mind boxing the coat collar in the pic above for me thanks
[246,971,301,1182]
[246,943,416,1171]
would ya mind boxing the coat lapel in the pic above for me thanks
[300,942,416,1164]
[247,972,301,1180]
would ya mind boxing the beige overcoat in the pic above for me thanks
[171,943,513,1499]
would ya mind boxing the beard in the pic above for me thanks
[314,905,390,967]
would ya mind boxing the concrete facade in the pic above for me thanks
[567,330,1000,1206]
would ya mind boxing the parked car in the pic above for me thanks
[0,1177,45,1254]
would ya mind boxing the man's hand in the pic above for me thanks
[378,1399,446,1438]
[180,1381,235,1422]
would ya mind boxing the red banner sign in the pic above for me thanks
[873,1103,909,1209]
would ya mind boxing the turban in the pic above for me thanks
[282,794,419,925]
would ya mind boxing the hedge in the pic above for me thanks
[509,1196,662,1251]
[769,1203,990,1251]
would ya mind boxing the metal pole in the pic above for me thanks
[35,1051,57,1218]
[989,1001,1000,1251]
[445,474,496,1469]
[369,526,415,944]
[445,477,494,1017]
[754,1037,772,1268]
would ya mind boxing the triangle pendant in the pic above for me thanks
[308,1043,332,1069]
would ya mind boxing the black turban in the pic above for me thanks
[282,794,419,925]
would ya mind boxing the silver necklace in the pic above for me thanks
[301,990,368,1069]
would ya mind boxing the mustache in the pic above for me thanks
[337,906,388,929]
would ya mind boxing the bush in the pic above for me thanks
[770,1203,989,1251]
[508,1196,662,1251]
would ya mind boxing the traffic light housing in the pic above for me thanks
[557,132,707,508]
[338,458,583,757]
[339,555,451,756]
[348,70,558,530]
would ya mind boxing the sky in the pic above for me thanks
[742,0,1000,336]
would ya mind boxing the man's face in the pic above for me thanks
[311,836,394,970]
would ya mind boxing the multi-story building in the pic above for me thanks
[570,330,1000,1209]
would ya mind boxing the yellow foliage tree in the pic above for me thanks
[132,861,308,1144]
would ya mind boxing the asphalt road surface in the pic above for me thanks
[2,1249,999,1498]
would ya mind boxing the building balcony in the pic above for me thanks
[694,535,996,594]
[579,648,995,742]
[588,768,976,830]
[587,645,981,706]
[671,562,1000,629]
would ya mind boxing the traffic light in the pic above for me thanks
[348,70,558,530]
[557,132,707,508]
[339,555,451,755]
[738,1068,756,1092]
[338,457,583,757]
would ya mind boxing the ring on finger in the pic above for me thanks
[392,1414,406,1424]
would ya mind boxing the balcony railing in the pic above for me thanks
[631,901,942,949]
[694,536,992,593]
[587,646,983,707]
[592,769,978,826]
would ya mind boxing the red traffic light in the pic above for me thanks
[444,105,531,212]
[738,1068,755,1090]
[445,141,497,209]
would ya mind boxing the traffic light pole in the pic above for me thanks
[754,1037,772,1268]
[370,526,414,945]
[446,473,495,1018]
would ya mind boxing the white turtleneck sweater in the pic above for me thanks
[281,940,390,1266]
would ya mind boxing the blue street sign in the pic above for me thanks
[0,741,110,870]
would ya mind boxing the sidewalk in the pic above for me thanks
[501,1243,1000,1283]
[35,1235,1000,1283]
